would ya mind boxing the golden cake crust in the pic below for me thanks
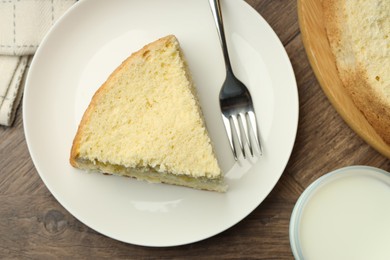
[323,0,390,144]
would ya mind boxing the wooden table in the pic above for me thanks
[1,0,389,258]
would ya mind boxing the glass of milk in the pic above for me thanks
[289,166,390,260]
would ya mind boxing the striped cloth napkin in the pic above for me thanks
[0,0,76,126]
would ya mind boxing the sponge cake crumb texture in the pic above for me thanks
[323,0,390,144]
[70,35,226,192]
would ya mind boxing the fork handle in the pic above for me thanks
[209,0,234,74]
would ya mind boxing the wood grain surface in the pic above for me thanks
[0,0,389,259]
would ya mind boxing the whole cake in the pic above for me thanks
[70,35,226,192]
[323,0,390,144]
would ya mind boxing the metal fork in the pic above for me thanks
[209,0,262,160]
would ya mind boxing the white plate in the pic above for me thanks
[24,0,298,246]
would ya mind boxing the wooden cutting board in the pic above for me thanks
[297,0,390,159]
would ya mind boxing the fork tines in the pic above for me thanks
[222,110,262,160]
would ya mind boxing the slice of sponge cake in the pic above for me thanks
[70,35,226,192]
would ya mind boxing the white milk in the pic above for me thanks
[297,168,390,260]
